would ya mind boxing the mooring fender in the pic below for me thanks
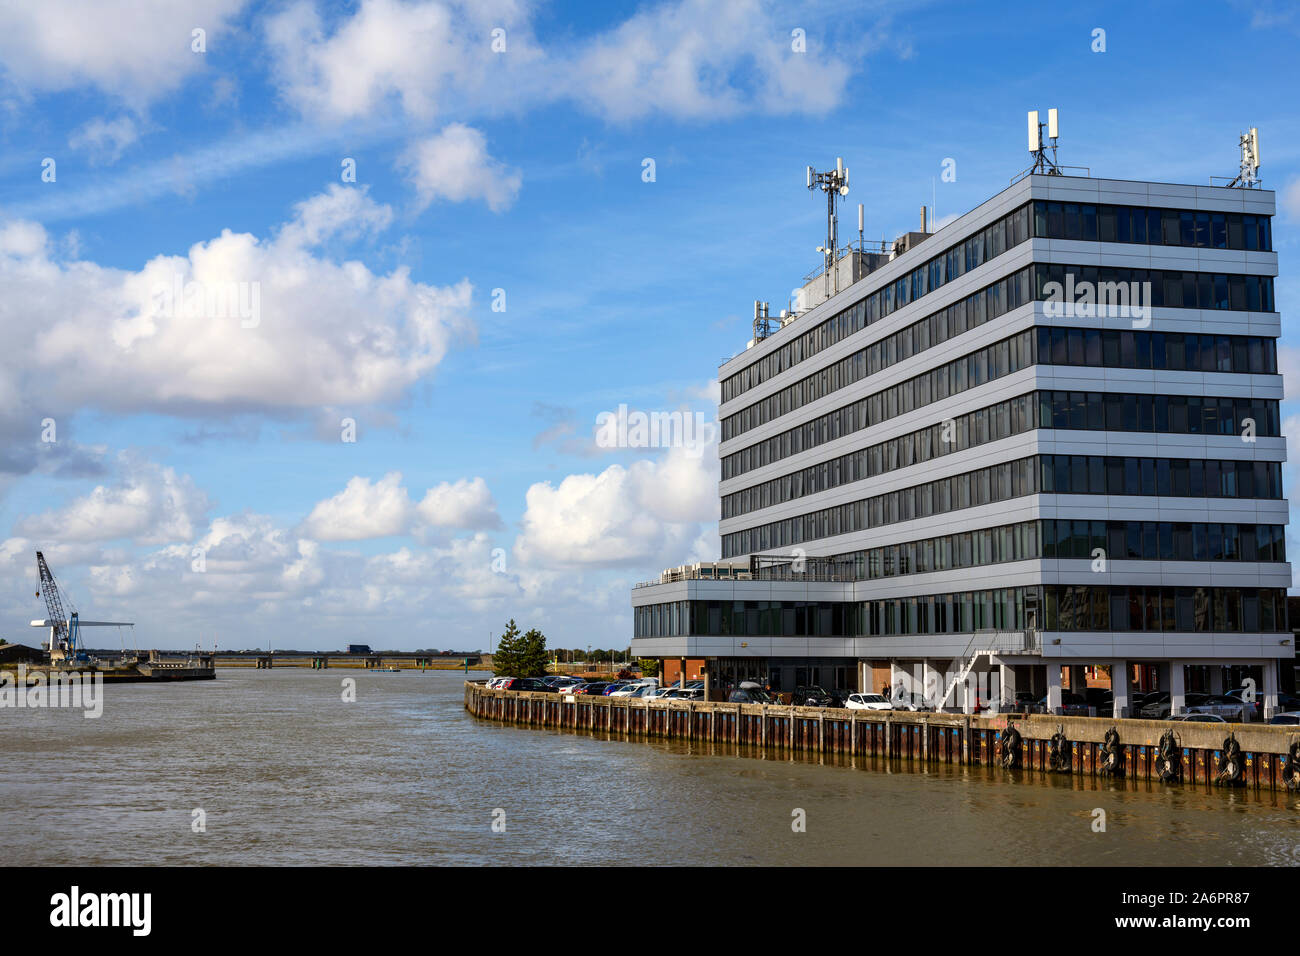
[998,721,1022,770]
[1099,726,1125,777]
[1215,734,1246,787]
[1047,727,1072,774]
[1283,739,1300,792]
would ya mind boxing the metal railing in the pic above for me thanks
[1009,164,1091,186]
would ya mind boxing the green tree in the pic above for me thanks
[492,621,550,677]
[517,628,550,677]
[638,657,659,677]
[492,620,524,676]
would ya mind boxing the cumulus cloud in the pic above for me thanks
[299,472,502,540]
[401,124,521,212]
[0,1,246,106]
[416,477,504,530]
[299,472,414,541]
[265,0,540,122]
[0,184,475,468]
[16,456,210,546]
[560,0,852,121]
[265,0,856,126]
[513,443,718,568]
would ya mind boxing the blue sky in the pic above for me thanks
[0,0,1296,652]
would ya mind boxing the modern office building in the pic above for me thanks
[631,163,1290,719]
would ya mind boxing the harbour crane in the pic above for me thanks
[32,551,134,665]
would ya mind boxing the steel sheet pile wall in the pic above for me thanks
[465,682,1300,792]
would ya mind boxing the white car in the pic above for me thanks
[844,692,893,711]
[608,683,648,698]
[659,687,704,701]
[487,676,513,689]
[1185,696,1246,721]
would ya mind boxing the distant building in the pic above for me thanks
[346,644,372,655]
[0,642,45,665]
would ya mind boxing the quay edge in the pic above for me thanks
[465,681,1300,793]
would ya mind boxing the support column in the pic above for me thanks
[1069,664,1087,699]
[1046,664,1062,715]
[890,661,907,706]
[678,657,686,690]
[1111,660,1129,719]
[999,664,1017,712]
[1263,659,1279,720]
[1209,665,1224,696]
[1170,662,1186,717]
[858,660,867,694]
[922,660,939,709]
[702,663,711,703]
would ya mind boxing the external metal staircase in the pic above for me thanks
[934,629,1041,711]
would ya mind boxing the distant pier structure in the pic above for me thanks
[210,649,480,669]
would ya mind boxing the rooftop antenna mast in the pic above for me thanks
[752,299,776,343]
[1227,126,1261,188]
[807,158,850,299]
[1027,109,1062,175]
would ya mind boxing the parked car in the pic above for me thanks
[502,677,549,692]
[1036,692,1089,715]
[572,681,611,695]
[1269,711,1300,725]
[845,692,893,711]
[602,682,629,695]
[791,685,836,707]
[1169,713,1226,723]
[1145,691,1209,719]
[1139,692,1172,718]
[1186,695,1246,721]
[1083,688,1112,709]
[660,687,704,701]
[549,676,583,692]
[727,681,776,704]
[607,683,645,698]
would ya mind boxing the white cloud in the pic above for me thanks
[278,183,394,246]
[0,184,475,450]
[1278,345,1300,402]
[265,0,855,126]
[401,124,521,212]
[0,1,246,106]
[416,477,503,530]
[1281,178,1300,221]
[16,457,210,545]
[560,0,852,121]
[68,115,139,163]
[300,472,503,540]
[299,472,415,541]
[514,443,718,568]
[265,0,539,122]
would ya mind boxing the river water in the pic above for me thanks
[2,668,1297,865]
